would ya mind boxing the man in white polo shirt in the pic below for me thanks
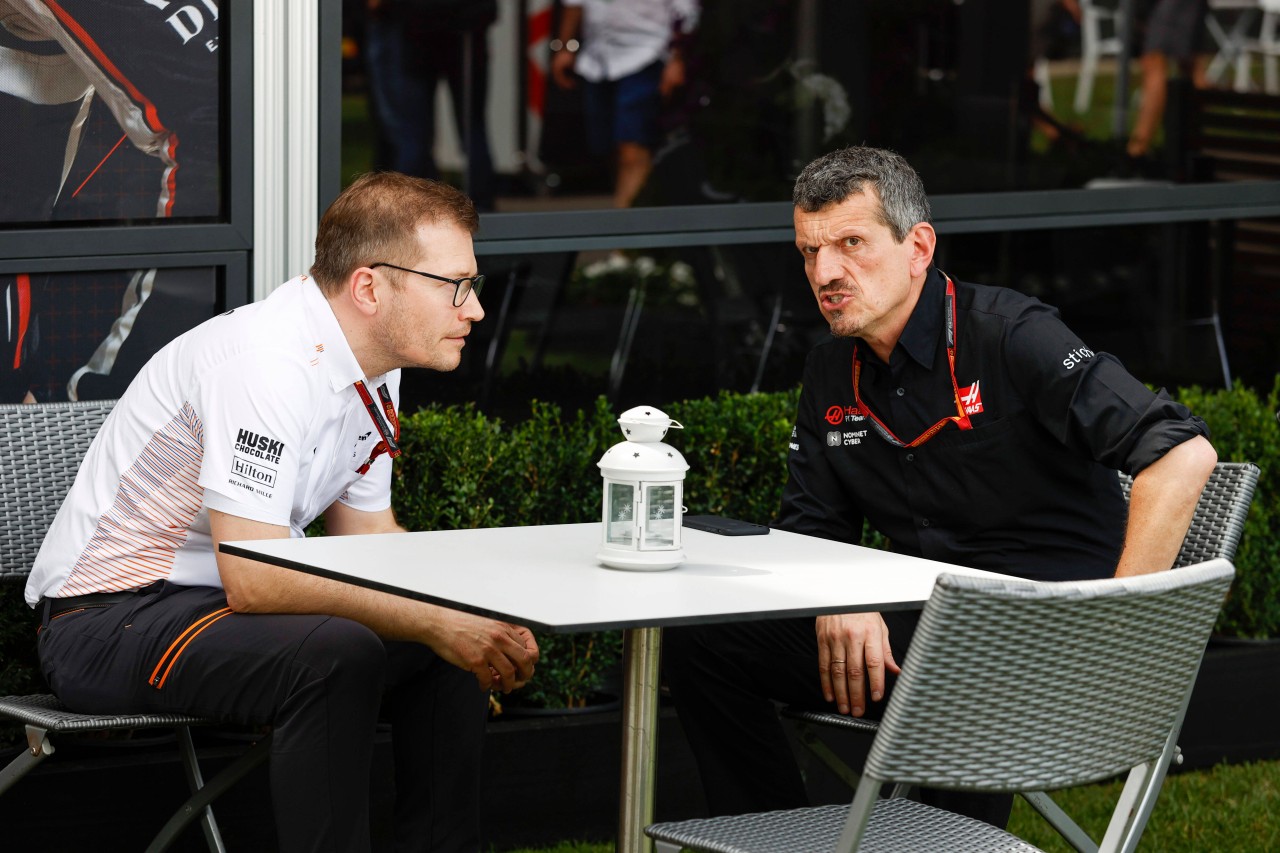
[26,172,537,852]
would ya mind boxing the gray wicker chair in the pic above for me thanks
[648,559,1235,853]
[0,400,270,853]
[781,460,1260,852]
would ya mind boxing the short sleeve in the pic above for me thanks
[195,351,315,526]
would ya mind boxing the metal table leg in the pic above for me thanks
[618,625,662,853]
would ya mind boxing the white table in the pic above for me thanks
[222,522,1001,852]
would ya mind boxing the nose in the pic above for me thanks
[461,291,485,322]
[811,247,844,287]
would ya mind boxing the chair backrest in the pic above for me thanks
[1118,461,1260,567]
[858,560,1232,799]
[0,400,116,581]
[1080,0,1122,52]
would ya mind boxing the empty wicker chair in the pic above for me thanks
[648,559,1235,853]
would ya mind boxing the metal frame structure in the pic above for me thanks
[473,181,1280,257]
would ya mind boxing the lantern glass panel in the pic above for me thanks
[606,482,636,546]
[642,484,677,549]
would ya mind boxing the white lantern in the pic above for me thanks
[596,406,689,571]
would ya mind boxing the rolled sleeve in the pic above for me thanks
[1005,301,1209,476]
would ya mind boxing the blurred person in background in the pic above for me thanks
[551,0,700,208]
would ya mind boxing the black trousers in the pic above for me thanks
[663,611,1014,827]
[38,583,489,853]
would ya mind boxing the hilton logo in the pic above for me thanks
[231,457,277,489]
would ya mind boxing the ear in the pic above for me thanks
[347,266,382,317]
[906,222,936,279]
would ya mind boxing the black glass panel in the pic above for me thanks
[341,0,1280,212]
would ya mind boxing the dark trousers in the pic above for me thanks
[663,611,1014,827]
[38,583,488,853]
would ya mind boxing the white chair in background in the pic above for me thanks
[1242,0,1280,92]
[1205,0,1266,91]
[1035,56,1055,110]
[1076,0,1124,112]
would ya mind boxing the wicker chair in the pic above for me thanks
[0,400,270,853]
[780,460,1260,852]
[648,559,1235,853]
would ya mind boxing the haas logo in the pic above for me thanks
[960,381,983,416]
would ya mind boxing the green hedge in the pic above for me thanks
[1175,376,1280,638]
[388,390,802,534]
[2,380,1277,716]
[389,391,804,709]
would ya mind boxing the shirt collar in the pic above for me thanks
[887,267,945,370]
[296,275,390,393]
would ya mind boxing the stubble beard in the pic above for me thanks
[825,306,865,339]
[377,310,462,374]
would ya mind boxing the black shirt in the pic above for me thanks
[777,268,1209,582]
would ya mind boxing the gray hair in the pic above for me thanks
[792,147,931,243]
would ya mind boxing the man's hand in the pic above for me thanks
[552,48,577,89]
[659,52,686,98]
[816,612,900,717]
[551,6,583,90]
[429,611,540,693]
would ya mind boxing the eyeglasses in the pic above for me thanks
[852,273,973,448]
[370,262,485,307]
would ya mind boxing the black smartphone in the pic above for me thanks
[683,515,770,536]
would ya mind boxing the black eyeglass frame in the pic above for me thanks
[370,262,485,307]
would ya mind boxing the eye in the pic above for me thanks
[842,236,861,248]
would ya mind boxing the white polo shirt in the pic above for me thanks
[565,0,699,82]
[27,275,398,605]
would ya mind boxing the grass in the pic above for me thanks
[1008,760,1280,852]
[497,759,1280,852]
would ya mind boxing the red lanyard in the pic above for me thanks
[354,380,401,474]
[851,273,972,448]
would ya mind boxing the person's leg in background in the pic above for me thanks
[365,6,436,177]
[610,61,664,208]
[1131,49,1171,157]
[382,641,490,853]
[1129,0,1209,157]
[438,26,497,211]
[581,76,618,199]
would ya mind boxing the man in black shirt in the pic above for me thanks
[664,146,1218,824]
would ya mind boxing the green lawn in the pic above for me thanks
[1008,760,1280,852]
[498,759,1280,852]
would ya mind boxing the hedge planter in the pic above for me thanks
[1176,635,1280,771]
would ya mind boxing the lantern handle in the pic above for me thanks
[668,419,684,430]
